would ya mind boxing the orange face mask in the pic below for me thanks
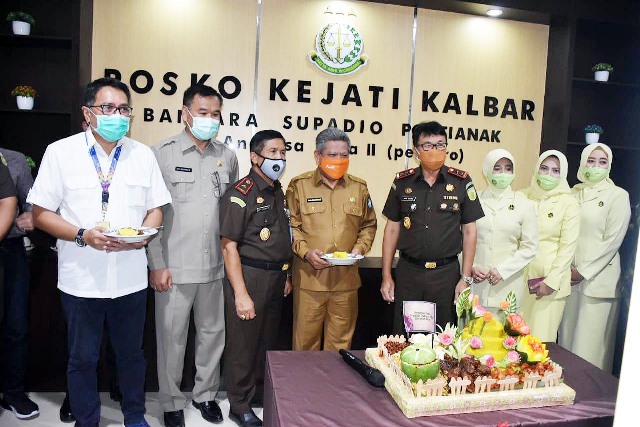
[319,157,349,180]
[418,149,447,171]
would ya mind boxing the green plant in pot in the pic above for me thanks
[584,124,603,144]
[400,344,440,382]
[7,11,35,36]
[592,63,613,82]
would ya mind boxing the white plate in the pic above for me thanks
[321,253,364,266]
[103,227,158,243]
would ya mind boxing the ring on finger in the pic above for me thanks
[240,314,246,320]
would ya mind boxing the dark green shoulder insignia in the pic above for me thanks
[395,168,416,180]
[235,177,254,195]
[447,167,469,180]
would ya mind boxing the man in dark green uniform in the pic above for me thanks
[380,121,484,334]
[219,130,292,427]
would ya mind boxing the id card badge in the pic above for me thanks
[402,301,437,334]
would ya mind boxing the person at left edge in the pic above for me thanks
[380,121,484,334]
[27,77,172,427]
[0,148,38,420]
[147,84,238,427]
[219,130,293,427]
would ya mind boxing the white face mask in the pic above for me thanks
[185,109,219,141]
[257,154,286,181]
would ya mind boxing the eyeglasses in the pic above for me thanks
[211,171,221,199]
[417,142,447,151]
[87,104,133,117]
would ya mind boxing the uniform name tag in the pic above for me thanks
[256,205,270,212]
[443,195,458,200]
[401,196,416,202]
[175,167,192,172]
[307,197,323,203]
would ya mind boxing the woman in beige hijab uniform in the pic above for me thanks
[472,149,538,314]
[558,143,630,372]
[520,150,580,342]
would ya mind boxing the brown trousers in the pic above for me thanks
[223,266,286,414]
[292,287,358,351]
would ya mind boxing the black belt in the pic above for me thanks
[240,257,290,271]
[400,253,457,269]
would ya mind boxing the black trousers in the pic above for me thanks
[223,266,286,414]
[392,258,460,335]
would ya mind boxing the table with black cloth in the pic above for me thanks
[263,343,617,427]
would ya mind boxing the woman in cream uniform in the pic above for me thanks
[520,150,580,342]
[558,143,630,372]
[471,149,538,314]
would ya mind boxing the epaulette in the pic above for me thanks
[289,171,315,183]
[347,174,367,185]
[447,167,469,180]
[395,168,416,180]
[235,177,254,195]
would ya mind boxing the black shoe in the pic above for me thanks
[163,410,185,427]
[228,409,262,427]
[192,400,223,424]
[0,393,39,419]
[59,394,75,423]
[109,378,122,403]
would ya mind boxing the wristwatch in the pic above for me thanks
[75,228,87,247]
[462,276,474,285]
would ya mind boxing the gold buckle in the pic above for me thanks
[424,261,436,269]
[282,263,290,271]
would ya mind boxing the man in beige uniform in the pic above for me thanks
[147,84,238,427]
[286,127,377,351]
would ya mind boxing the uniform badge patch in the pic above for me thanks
[452,203,459,211]
[446,183,455,192]
[598,201,604,207]
[175,166,192,172]
[403,217,411,229]
[410,203,417,211]
[548,212,554,218]
[217,160,223,167]
[440,203,447,209]
[235,177,254,195]
[230,196,246,208]
[508,204,515,210]
[349,197,356,203]
[405,188,413,194]
[257,196,264,204]
[260,227,271,241]
[466,186,477,201]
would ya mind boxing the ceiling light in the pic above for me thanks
[486,9,503,17]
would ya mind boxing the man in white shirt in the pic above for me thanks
[28,77,171,427]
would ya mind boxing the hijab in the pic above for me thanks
[482,148,515,197]
[527,149,571,200]
[575,143,614,187]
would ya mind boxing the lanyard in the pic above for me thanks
[85,134,123,220]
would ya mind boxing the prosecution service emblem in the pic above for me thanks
[309,23,368,75]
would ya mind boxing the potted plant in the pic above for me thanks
[592,63,613,82]
[11,85,37,110]
[584,124,603,144]
[6,11,35,36]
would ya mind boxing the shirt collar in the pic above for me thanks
[178,129,213,153]
[412,166,446,184]
[313,167,347,188]
[84,128,126,156]
[249,168,276,192]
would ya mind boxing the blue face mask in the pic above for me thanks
[186,109,220,141]
[89,111,130,142]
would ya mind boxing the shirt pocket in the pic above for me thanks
[169,172,195,202]
[126,175,151,207]
[253,205,276,227]
[300,201,326,230]
[66,176,100,218]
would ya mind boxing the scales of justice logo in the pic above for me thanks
[309,21,368,75]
